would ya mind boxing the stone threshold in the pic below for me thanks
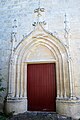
[8,111,72,120]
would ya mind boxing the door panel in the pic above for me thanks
[27,63,56,111]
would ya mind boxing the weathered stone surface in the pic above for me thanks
[0,0,80,119]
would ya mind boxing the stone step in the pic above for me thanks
[8,111,72,120]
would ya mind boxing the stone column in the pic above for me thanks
[24,63,27,97]
[7,55,14,98]
[7,33,16,98]
[59,62,63,98]
[20,63,24,97]
[68,53,75,99]
[16,63,20,98]
[56,62,60,99]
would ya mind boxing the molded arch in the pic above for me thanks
[12,24,70,99]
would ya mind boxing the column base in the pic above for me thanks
[56,99,80,119]
[4,97,27,115]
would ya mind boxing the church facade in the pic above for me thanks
[0,0,80,119]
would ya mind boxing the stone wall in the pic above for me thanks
[0,0,80,112]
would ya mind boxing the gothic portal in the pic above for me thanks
[5,24,80,119]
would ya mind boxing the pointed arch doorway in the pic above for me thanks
[27,63,56,112]
[5,24,70,115]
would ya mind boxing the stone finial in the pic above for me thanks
[64,13,70,41]
[32,0,46,26]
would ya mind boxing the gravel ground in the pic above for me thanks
[7,112,72,120]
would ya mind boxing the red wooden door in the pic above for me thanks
[27,63,56,112]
